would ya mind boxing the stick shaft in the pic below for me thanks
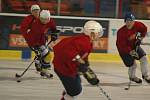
[141,42,150,45]
[127,80,131,90]
[97,84,112,100]
[20,58,37,77]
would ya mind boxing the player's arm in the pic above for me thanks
[138,22,147,38]
[73,54,88,72]
[20,17,32,40]
[47,19,60,41]
[73,54,99,85]
[134,22,147,47]
[128,25,147,59]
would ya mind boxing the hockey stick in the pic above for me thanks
[15,40,53,82]
[124,78,131,90]
[97,83,112,100]
[15,57,37,82]
[141,42,150,46]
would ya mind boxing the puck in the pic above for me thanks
[17,80,21,83]
[124,88,128,90]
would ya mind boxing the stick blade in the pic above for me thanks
[15,73,21,78]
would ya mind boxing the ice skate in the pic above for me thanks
[142,76,150,83]
[130,77,142,83]
[40,68,53,79]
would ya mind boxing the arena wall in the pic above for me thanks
[0,13,150,62]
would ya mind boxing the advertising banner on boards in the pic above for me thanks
[0,15,109,53]
[55,18,109,53]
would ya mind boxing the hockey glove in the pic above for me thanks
[83,67,99,85]
[130,50,139,59]
[135,32,142,46]
[78,60,89,73]
[30,46,41,58]
[51,30,60,41]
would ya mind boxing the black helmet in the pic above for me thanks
[124,12,135,22]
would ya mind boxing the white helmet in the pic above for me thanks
[40,10,51,20]
[40,10,51,24]
[31,4,40,12]
[83,20,103,37]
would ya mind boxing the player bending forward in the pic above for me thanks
[116,12,150,84]
[51,20,103,100]
[20,10,59,78]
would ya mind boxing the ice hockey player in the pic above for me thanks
[20,9,59,78]
[51,20,103,100]
[116,12,150,84]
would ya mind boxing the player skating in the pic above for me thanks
[51,20,104,100]
[20,8,59,78]
[116,12,150,84]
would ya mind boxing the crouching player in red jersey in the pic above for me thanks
[51,20,103,100]
[116,12,150,84]
[20,10,59,78]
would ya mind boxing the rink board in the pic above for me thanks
[1,50,122,62]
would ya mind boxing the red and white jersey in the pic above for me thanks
[116,21,147,54]
[53,34,92,77]
[20,15,56,47]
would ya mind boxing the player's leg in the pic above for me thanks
[39,45,53,78]
[128,61,142,83]
[34,57,41,72]
[55,70,82,100]
[140,56,150,83]
[120,54,142,83]
[30,45,53,78]
[30,46,42,72]
[40,51,53,78]
[137,47,150,83]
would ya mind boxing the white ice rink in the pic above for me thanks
[0,60,150,100]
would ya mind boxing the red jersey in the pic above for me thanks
[116,21,147,54]
[20,15,56,47]
[53,34,92,77]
